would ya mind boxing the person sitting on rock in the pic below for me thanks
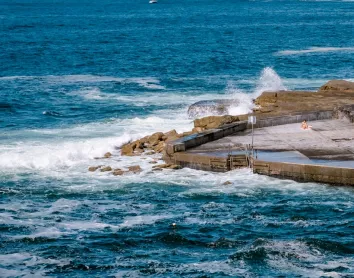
[301,120,312,130]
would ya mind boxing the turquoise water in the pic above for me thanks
[1,0,354,276]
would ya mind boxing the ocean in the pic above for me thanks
[1,0,354,277]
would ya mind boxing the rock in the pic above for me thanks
[145,151,155,155]
[192,127,205,133]
[104,152,112,158]
[152,164,171,169]
[139,136,150,144]
[153,141,165,153]
[100,166,112,172]
[134,147,144,154]
[168,164,182,170]
[194,115,239,130]
[164,129,180,142]
[181,131,194,137]
[254,91,279,108]
[112,169,125,176]
[223,181,232,185]
[149,160,158,164]
[88,166,100,172]
[253,83,354,118]
[187,99,239,118]
[152,168,163,171]
[121,142,135,156]
[148,132,164,145]
[152,163,181,170]
[164,129,178,139]
[128,165,142,173]
[319,80,354,93]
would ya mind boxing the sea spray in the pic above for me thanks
[228,67,286,115]
[254,67,287,97]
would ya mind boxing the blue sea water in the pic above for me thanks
[1,0,354,277]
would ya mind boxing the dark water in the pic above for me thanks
[1,0,354,277]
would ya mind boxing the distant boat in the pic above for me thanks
[149,0,157,3]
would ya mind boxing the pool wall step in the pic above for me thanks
[253,159,354,185]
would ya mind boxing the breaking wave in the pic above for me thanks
[276,47,354,56]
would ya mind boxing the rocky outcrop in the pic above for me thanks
[112,169,125,176]
[100,166,112,172]
[120,129,183,156]
[88,166,101,172]
[253,80,354,116]
[319,80,354,93]
[128,165,142,173]
[187,99,239,118]
[194,115,240,130]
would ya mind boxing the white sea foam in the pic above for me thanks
[0,252,69,277]
[276,47,354,56]
[0,114,192,173]
[120,214,175,228]
[0,74,165,89]
[0,135,130,171]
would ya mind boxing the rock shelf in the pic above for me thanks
[162,80,354,186]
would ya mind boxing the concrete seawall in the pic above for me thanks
[249,110,333,129]
[163,106,354,186]
[253,159,354,186]
[165,121,248,156]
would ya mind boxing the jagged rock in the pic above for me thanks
[148,132,164,145]
[128,165,142,173]
[113,169,125,176]
[134,147,144,154]
[153,141,165,153]
[121,142,136,156]
[164,129,179,142]
[152,163,181,170]
[169,164,182,170]
[139,136,149,144]
[194,115,239,130]
[100,166,112,172]
[319,80,354,93]
[192,127,205,133]
[153,164,171,169]
[223,181,232,185]
[104,152,112,158]
[187,99,239,118]
[88,166,100,172]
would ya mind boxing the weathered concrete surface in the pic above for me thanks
[191,119,354,162]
